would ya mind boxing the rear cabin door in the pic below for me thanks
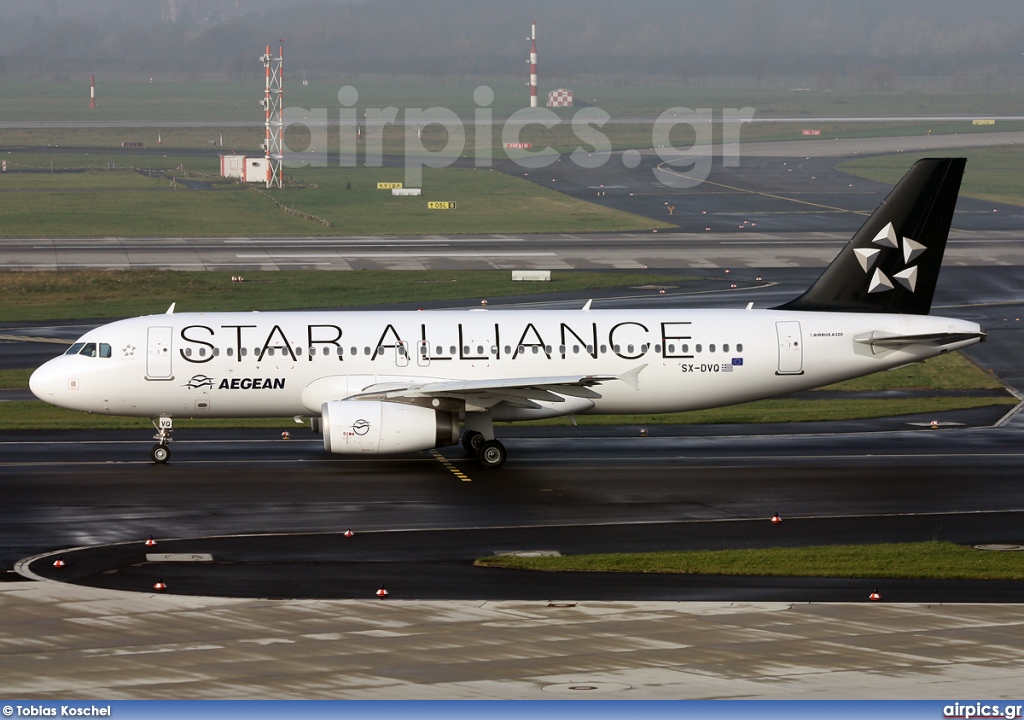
[775,321,804,375]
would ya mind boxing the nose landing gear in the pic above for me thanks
[150,416,173,463]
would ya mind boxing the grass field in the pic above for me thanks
[3,81,1023,122]
[0,158,668,238]
[0,269,690,321]
[2,80,1021,158]
[5,118,1023,157]
[839,146,1024,207]
[475,541,1024,581]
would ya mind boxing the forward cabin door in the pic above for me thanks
[775,321,804,375]
[147,326,174,379]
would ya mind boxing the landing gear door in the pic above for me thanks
[776,321,804,375]
[147,326,174,380]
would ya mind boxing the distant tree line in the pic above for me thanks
[1,0,1022,86]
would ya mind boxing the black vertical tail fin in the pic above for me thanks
[777,158,966,315]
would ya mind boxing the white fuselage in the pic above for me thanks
[30,307,982,420]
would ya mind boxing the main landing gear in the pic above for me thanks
[150,416,173,464]
[461,426,507,469]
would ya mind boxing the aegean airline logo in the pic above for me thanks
[183,375,285,390]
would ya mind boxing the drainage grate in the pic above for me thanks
[542,682,631,694]
[974,544,1024,551]
[145,553,214,562]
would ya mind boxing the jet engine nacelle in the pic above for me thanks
[321,399,458,455]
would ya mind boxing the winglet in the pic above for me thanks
[582,299,592,312]
[165,302,176,314]
[617,363,647,391]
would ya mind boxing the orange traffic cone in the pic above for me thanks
[53,556,65,568]
[869,589,881,601]
[771,513,782,525]
[145,535,156,547]
[153,580,167,591]
[343,529,354,538]
[376,585,389,598]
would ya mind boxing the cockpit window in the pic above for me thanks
[65,342,110,358]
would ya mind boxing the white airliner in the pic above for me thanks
[30,158,984,467]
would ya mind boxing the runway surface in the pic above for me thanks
[5,404,1024,602]
[5,267,1024,601]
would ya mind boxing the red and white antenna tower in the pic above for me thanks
[260,41,284,188]
[528,21,538,108]
[89,74,96,110]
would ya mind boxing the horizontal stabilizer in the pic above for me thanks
[854,330,986,349]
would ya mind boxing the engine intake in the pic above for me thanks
[321,399,458,455]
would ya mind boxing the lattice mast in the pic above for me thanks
[261,42,283,188]
[528,21,538,108]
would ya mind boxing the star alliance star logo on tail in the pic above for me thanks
[854,221,925,294]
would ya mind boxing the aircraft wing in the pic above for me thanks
[349,367,645,411]
[352,374,610,407]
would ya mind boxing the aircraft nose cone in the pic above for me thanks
[29,360,59,402]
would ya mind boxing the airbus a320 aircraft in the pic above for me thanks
[30,158,983,468]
